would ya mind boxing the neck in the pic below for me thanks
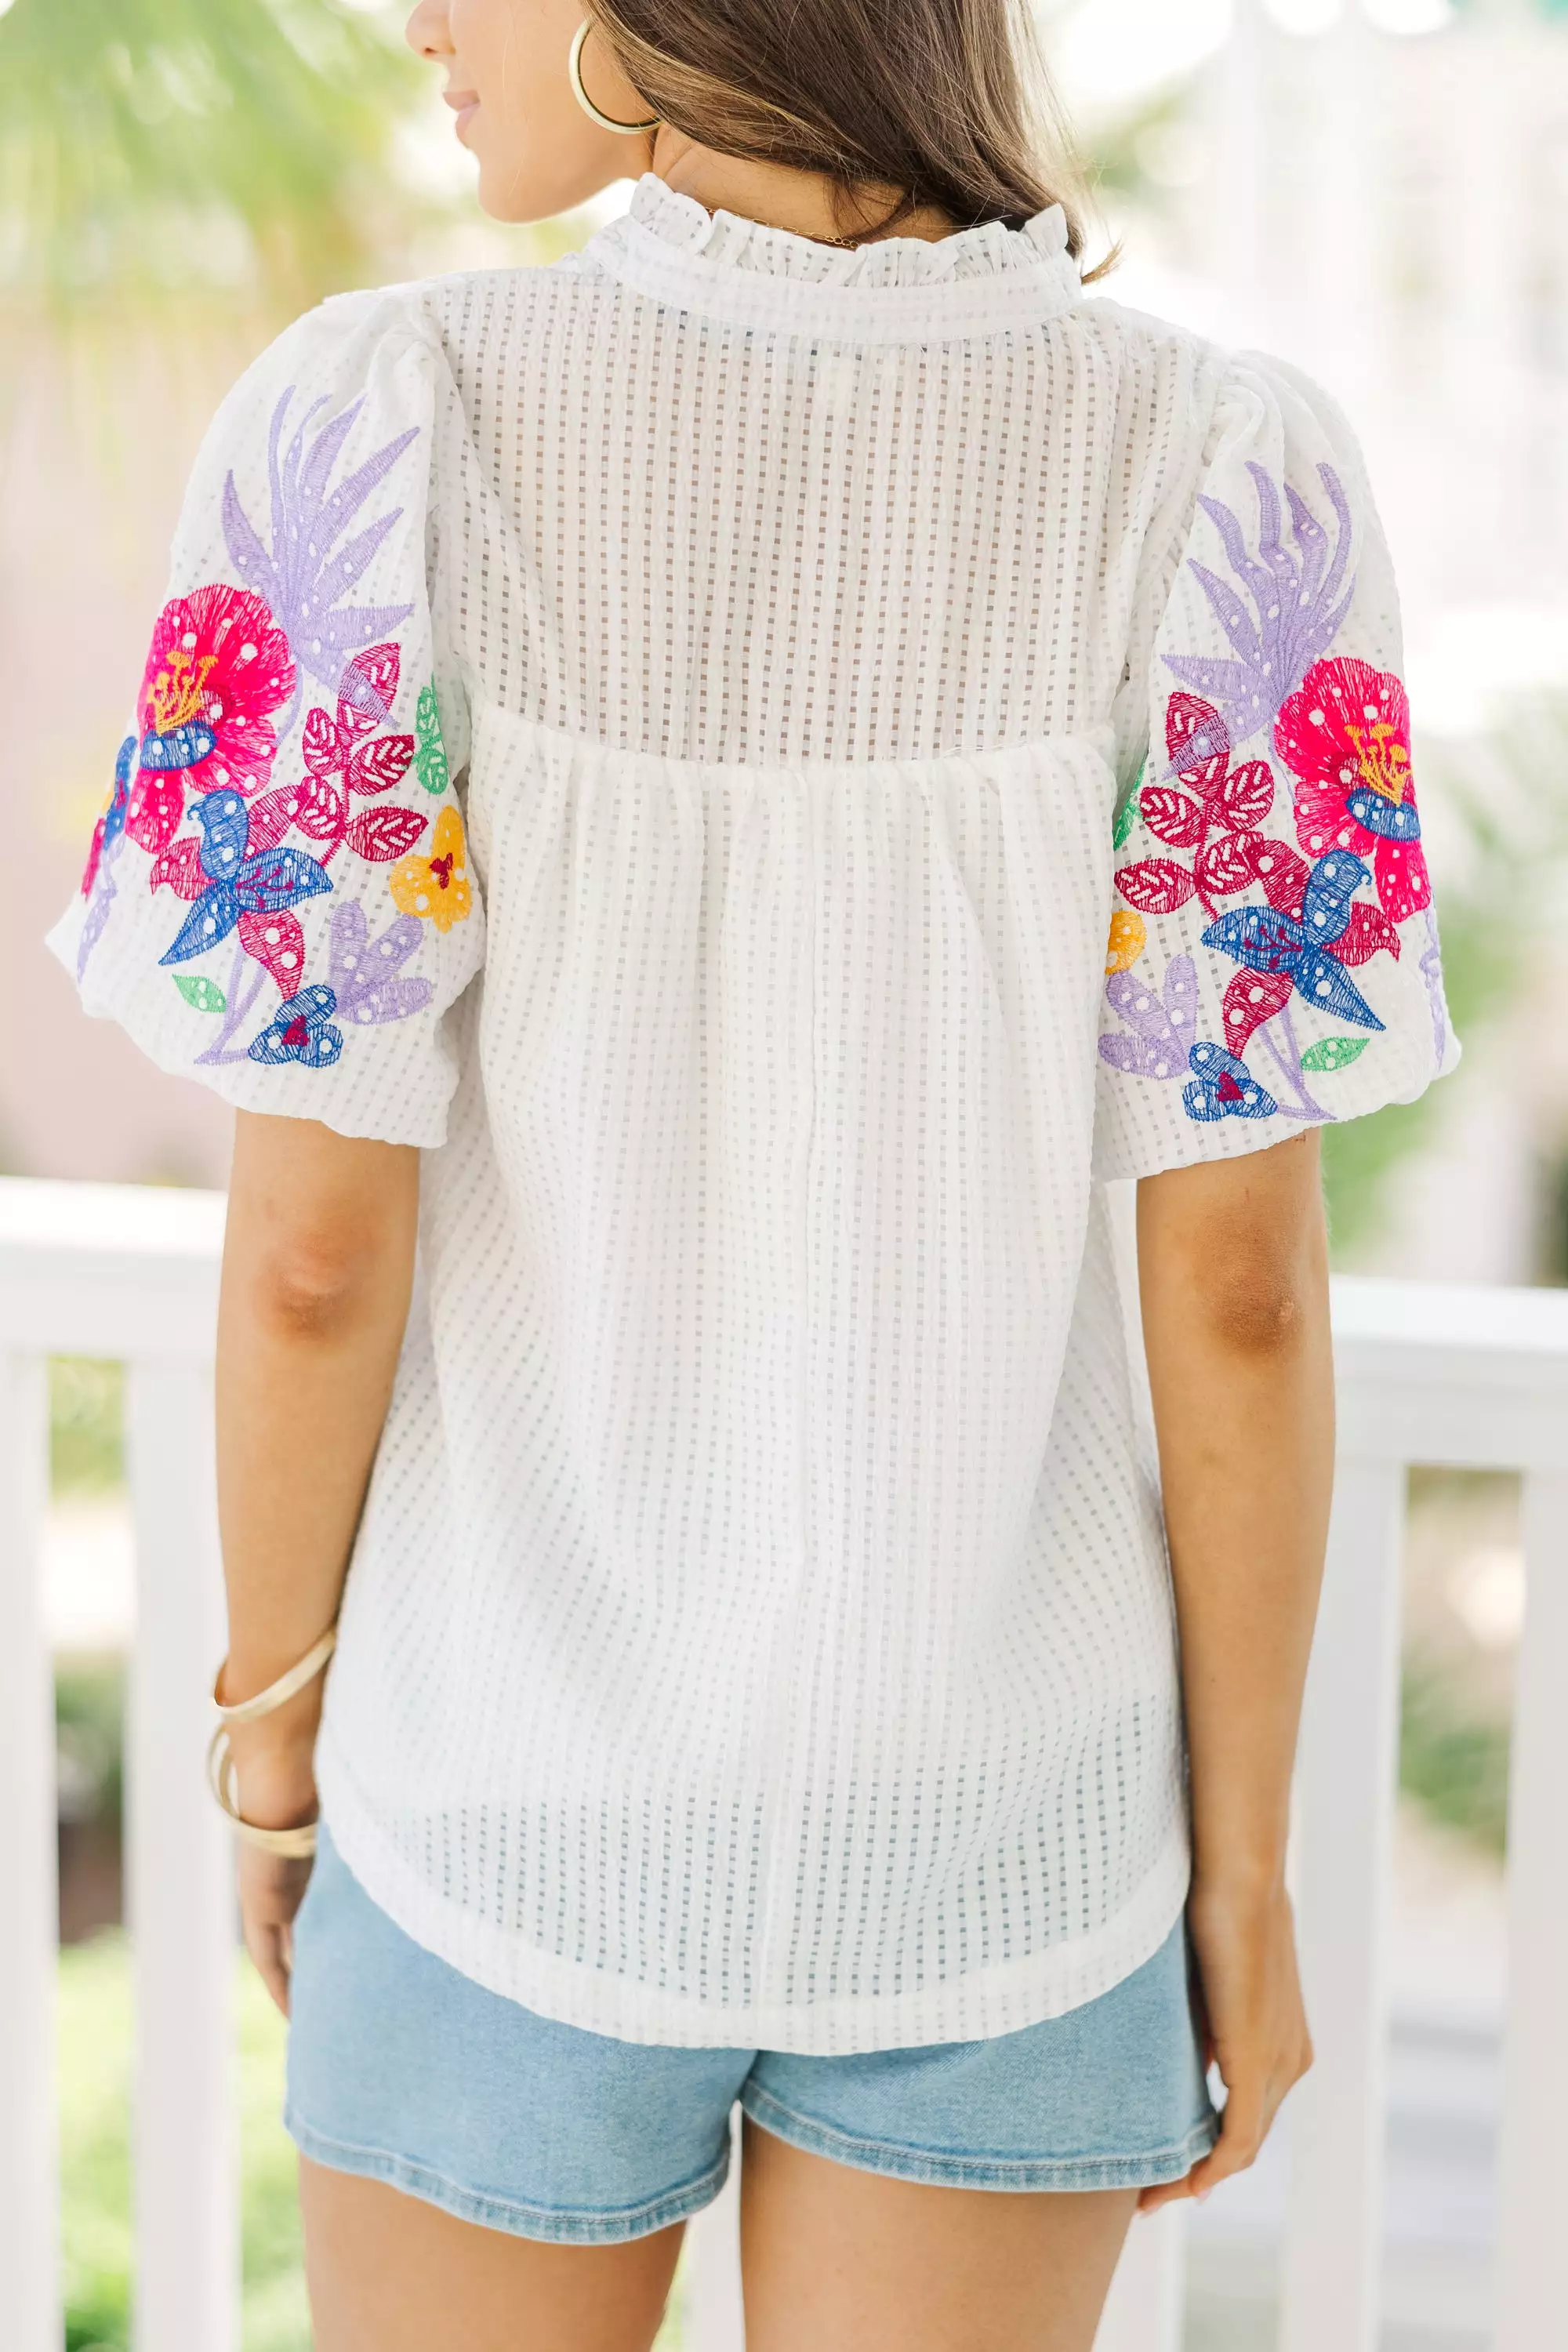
[647,130,957,247]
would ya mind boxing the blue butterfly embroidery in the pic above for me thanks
[248,984,343,1069]
[1183,1040,1279,1123]
[1200,848,1385,1032]
[158,790,332,967]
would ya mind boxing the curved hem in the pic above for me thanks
[314,1729,1192,2056]
[741,2085,1218,2194]
[285,2111,730,2244]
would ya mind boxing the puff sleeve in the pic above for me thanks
[45,289,483,1149]
[1093,349,1460,1181]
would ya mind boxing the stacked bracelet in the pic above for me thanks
[205,1624,337,1859]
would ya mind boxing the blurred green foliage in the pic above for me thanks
[51,1359,125,1496]
[0,0,425,314]
[1399,1660,1511,1857]
[60,1936,310,2351]
[56,1658,125,1831]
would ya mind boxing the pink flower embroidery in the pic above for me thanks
[1275,656,1430,925]
[129,585,296,858]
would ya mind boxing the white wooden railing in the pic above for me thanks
[4,1175,1568,2352]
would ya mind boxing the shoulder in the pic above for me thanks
[1062,293,1362,473]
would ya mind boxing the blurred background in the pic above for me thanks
[5,0,1565,2345]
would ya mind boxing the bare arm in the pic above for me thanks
[216,1109,421,2010]
[1134,1130,1332,2209]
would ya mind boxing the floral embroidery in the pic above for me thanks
[1183,1041,1278,1123]
[328,901,433,1025]
[81,736,137,900]
[1162,461,1352,746]
[1202,848,1385,1045]
[1099,456,1439,1131]
[390,805,472,933]
[248,984,343,1069]
[222,388,419,711]
[134,584,295,810]
[1105,910,1145,975]
[1116,691,1275,917]
[413,681,450,795]
[242,643,424,868]
[158,790,331,967]
[1275,656,1431,924]
[74,381,470,1077]
[1098,955,1197,1081]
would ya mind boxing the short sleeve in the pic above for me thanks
[45,289,484,1149]
[1094,349,1460,1183]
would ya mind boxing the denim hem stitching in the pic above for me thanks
[739,2085,1218,2191]
[283,2106,731,2243]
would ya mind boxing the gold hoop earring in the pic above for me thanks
[568,19,660,136]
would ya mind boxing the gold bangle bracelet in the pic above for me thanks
[207,1621,338,1856]
[205,1723,320,1858]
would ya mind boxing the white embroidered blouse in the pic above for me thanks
[48,174,1458,2051]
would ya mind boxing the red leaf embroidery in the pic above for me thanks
[345,805,426,862]
[1114,858,1197,916]
[1237,836,1310,920]
[347,733,416,797]
[238,909,307,996]
[1196,833,1257,902]
[245,779,347,856]
[125,772,183,856]
[303,706,343,778]
[1335,902,1400,967]
[1165,691,1230,783]
[149,835,205,900]
[1139,785,1203,850]
[341,641,401,723]
[1219,759,1275,832]
[1221,967,1293,1051]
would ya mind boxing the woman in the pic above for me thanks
[48,1,1458,2344]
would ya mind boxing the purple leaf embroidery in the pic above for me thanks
[1163,462,1354,753]
[222,387,419,713]
[328,901,433,1025]
[1098,953,1197,1080]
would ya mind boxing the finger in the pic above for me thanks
[1189,2079,1274,2191]
[244,1918,292,2018]
[1138,2172,1204,2214]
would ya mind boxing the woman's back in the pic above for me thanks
[436,174,1181,765]
[52,168,1450,2052]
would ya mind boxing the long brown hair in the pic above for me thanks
[586,0,1108,277]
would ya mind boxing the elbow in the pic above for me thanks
[244,1232,397,1345]
[1196,1250,1318,1360]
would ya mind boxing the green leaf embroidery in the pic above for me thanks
[1112,791,1140,852]
[172,973,227,1014]
[1301,1035,1370,1075]
[413,681,449,795]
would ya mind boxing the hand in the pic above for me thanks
[223,1708,320,2017]
[1138,1876,1313,2213]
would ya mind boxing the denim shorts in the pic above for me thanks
[284,1820,1216,2245]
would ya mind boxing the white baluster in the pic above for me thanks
[684,2111,745,2352]
[1094,2204,1186,2352]
[1278,1452,1404,2352]
[0,1349,60,2352]
[1494,1467,1568,2352]
[125,1357,238,2352]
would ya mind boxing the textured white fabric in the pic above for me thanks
[48,174,1457,2049]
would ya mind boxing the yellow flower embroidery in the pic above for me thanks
[390,805,472,935]
[1105,909,1145,975]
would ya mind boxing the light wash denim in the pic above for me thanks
[285,1819,1217,2245]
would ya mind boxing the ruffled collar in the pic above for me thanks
[581,172,1083,342]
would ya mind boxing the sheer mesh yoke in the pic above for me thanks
[47,173,1456,2049]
